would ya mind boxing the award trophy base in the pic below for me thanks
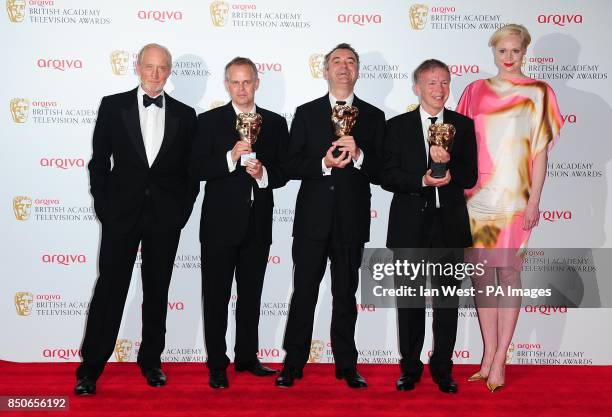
[430,162,447,179]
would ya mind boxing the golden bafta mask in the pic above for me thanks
[308,339,325,363]
[210,0,229,27]
[506,342,515,364]
[14,292,34,316]
[236,112,262,166]
[308,54,325,79]
[236,112,262,145]
[406,103,419,112]
[332,104,359,138]
[13,196,32,221]
[6,0,26,23]
[409,4,428,30]
[209,100,225,109]
[10,98,29,123]
[114,339,133,362]
[427,123,456,178]
[110,50,130,76]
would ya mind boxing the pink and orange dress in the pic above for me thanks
[457,78,563,254]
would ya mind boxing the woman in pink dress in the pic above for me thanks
[456,24,563,392]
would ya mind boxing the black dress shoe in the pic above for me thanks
[209,369,229,389]
[396,373,420,391]
[235,361,278,376]
[143,368,167,387]
[335,368,368,388]
[275,366,303,387]
[433,374,458,393]
[74,376,96,395]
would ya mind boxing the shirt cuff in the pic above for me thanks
[322,158,332,176]
[352,150,364,169]
[256,166,268,188]
[226,150,237,172]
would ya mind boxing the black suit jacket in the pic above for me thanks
[381,107,477,248]
[190,103,288,246]
[284,94,385,243]
[88,88,198,233]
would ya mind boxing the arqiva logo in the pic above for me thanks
[40,158,86,169]
[541,210,572,222]
[524,305,568,315]
[42,348,81,360]
[268,256,281,264]
[137,10,183,22]
[449,64,480,76]
[537,14,583,26]
[168,301,185,311]
[255,62,282,73]
[337,13,382,26]
[42,254,87,265]
[562,114,577,124]
[428,349,470,359]
[257,347,281,359]
[37,59,83,71]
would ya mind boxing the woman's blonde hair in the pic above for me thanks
[488,24,531,49]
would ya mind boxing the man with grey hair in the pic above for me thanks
[75,43,198,395]
[190,56,288,389]
[276,43,385,388]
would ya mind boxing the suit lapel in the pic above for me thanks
[152,93,179,166]
[351,95,366,144]
[122,88,148,165]
[317,94,334,143]
[410,107,428,170]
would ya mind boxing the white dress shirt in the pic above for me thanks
[419,106,444,208]
[137,86,165,167]
[225,102,268,191]
[322,93,364,175]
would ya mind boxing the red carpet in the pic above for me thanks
[0,361,610,417]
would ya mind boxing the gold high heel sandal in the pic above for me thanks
[487,382,504,392]
[467,372,487,382]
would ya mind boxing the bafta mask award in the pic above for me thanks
[428,123,456,178]
[236,112,262,166]
[331,104,359,157]
[332,104,359,138]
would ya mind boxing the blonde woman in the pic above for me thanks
[457,24,563,392]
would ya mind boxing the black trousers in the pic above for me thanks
[77,201,181,380]
[283,236,363,371]
[201,207,270,370]
[396,208,460,378]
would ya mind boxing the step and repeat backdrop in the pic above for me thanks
[3,0,612,366]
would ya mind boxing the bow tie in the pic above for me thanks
[336,100,346,106]
[143,94,163,108]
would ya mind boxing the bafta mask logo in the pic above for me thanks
[308,54,325,79]
[114,339,133,362]
[15,291,34,316]
[506,342,515,364]
[308,339,325,363]
[409,4,428,30]
[13,196,33,221]
[6,0,26,23]
[210,100,225,109]
[406,103,418,112]
[110,50,130,76]
[210,1,229,27]
[10,98,29,123]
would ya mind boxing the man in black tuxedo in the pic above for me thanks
[75,44,198,395]
[190,57,288,389]
[276,43,385,388]
[381,59,477,394]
